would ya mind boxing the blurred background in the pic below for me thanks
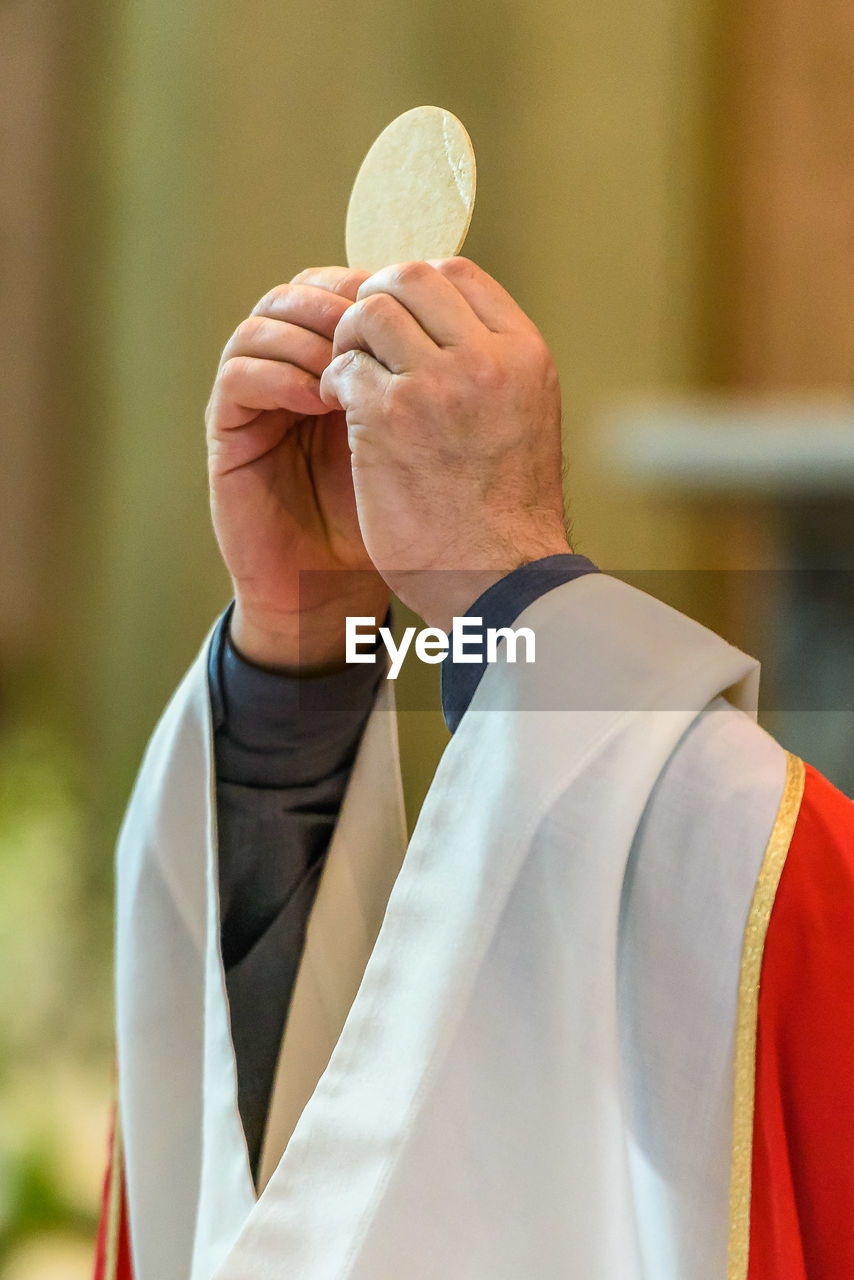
[1,0,852,1272]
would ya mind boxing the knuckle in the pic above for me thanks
[361,291,394,320]
[385,373,414,413]
[527,333,558,381]
[254,281,290,313]
[505,330,551,377]
[218,354,248,393]
[331,348,355,372]
[317,295,345,330]
[330,348,359,379]
[232,314,264,346]
[391,260,430,288]
[329,269,368,297]
[437,255,473,280]
[471,349,504,390]
[289,266,321,284]
[289,266,358,293]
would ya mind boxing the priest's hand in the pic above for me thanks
[205,267,389,670]
[319,258,570,631]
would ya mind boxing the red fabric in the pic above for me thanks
[93,1106,134,1280]
[749,763,854,1279]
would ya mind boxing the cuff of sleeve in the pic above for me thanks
[440,553,598,733]
[208,602,388,787]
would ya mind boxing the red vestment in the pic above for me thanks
[748,764,854,1278]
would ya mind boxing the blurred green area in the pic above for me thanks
[0,715,109,1276]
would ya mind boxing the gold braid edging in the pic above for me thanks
[727,752,805,1280]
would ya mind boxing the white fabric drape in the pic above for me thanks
[116,575,786,1279]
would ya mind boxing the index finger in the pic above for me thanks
[251,281,355,342]
[427,257,534,334]
[356,261,481,347]
[290,265,370,303]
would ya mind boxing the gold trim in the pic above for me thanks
[104,1107,124,1280]
[727,752,805,1280]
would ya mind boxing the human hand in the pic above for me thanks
[205,267,389,670]
[319,258,570,630]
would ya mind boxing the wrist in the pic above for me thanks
[404,530,573,632]
[232,581,390,674]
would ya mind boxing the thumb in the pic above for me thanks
[320,349,391,414]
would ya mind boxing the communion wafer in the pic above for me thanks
[346,106,476,274]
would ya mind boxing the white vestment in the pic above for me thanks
[115,574,786,1279]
